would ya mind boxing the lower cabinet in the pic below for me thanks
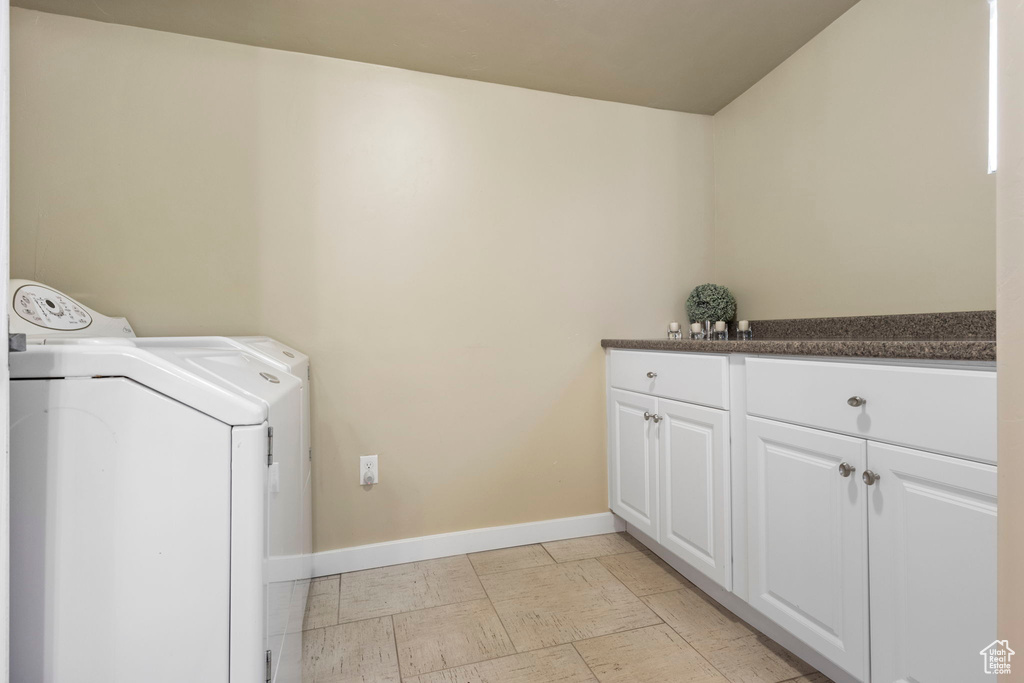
[608,351,998,683]
[608,388,659,539]
[746,417,870,680]
[747,416,997,683]
[868,441,997,683]
[608,388,731,589]
[659,398,732,590]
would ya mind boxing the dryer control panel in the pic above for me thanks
[9,280,136,340]
[15,284,92,331]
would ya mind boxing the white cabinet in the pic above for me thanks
[746,417,869,681]
[659,398,731,590]
[607,355,732,590]
[608,388,659,538]
[747,415,997,683]
[607,349,997,683]
[868,442,997,683]
[746,357,996,464]
[608,349,730,409]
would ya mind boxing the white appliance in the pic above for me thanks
[8,280,312,683]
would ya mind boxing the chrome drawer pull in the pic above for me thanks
[847,396,867,407]
[644,411,652,421]
[646,371,657,378]
[863,470,881,486]
[838,462,856,477]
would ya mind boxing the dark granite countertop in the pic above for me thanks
[602,311,996,362]
[600,338,995,362]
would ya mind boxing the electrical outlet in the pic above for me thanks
[360,454,379,485]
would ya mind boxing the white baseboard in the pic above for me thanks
[312,511,626,576]
[624,524,858,683]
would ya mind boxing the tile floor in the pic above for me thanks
[302,533,830,683]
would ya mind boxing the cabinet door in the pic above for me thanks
[658,398,731,589]
[747,417,869,681]
[608,388,659,538]
[868,442,997,683]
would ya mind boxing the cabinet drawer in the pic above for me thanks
[608,350,728,409]
[747,357,996,464]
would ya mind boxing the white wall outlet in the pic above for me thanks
[360,454,379,485]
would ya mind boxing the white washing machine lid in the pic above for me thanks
[232,336,308,374]
[137,336,308,375]
[10,340,301,426]
[8,281,305,425]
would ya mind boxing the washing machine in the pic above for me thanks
[8,280,312,683]
[127,334,313,681]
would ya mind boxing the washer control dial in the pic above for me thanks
[14,285,93,331]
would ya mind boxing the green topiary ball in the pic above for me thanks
[686,283,737,323]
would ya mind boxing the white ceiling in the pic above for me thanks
[12,0,860,114]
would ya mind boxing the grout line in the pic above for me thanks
[348,593,491,624]
[632,584,693,599]
[334,554,486,624]
[336,575,342,626]
[463,547,608,574]
[551,548,646,564]
[403,642,598,681]
[576,620,669,644]
[480,567,665,657]
[595,560,689,600]
[327,546,815,682]
[337,551,470,579]
[399,600,518,679]
[475,569,520,653]
[570,641,602,682]
[474,556,596,583]
[312,546,818,683]
[615,572,748,680]
[539,543,559,565]
[405,621,672,682]
[311,546,791,682]
[644,615,733,682]
[327,536,641,576]
[653,572,773,642]
[467,552,484,578]
[301,591,343,632]
[472,563,555,578]
[389,615,404,682]
[691,645,731,682]
[590,558,663,612]
[477,569,496,601]
[471,557,562,578]
[647,607,811,683]
[309,612,401,630]
[484,593,517,655]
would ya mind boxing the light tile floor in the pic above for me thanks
[302,533,830,683]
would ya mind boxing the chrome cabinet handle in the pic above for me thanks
[652,414,662,423]
[847,396,867,407]
[647,371,657,378]
[838,462,856,477]
[644,411,652,421]
[862,470,881,486]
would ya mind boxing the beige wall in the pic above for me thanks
[11,0,999,557]
[713,0,996,320]
[998,0,1024,671]
[10,9,715,551]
